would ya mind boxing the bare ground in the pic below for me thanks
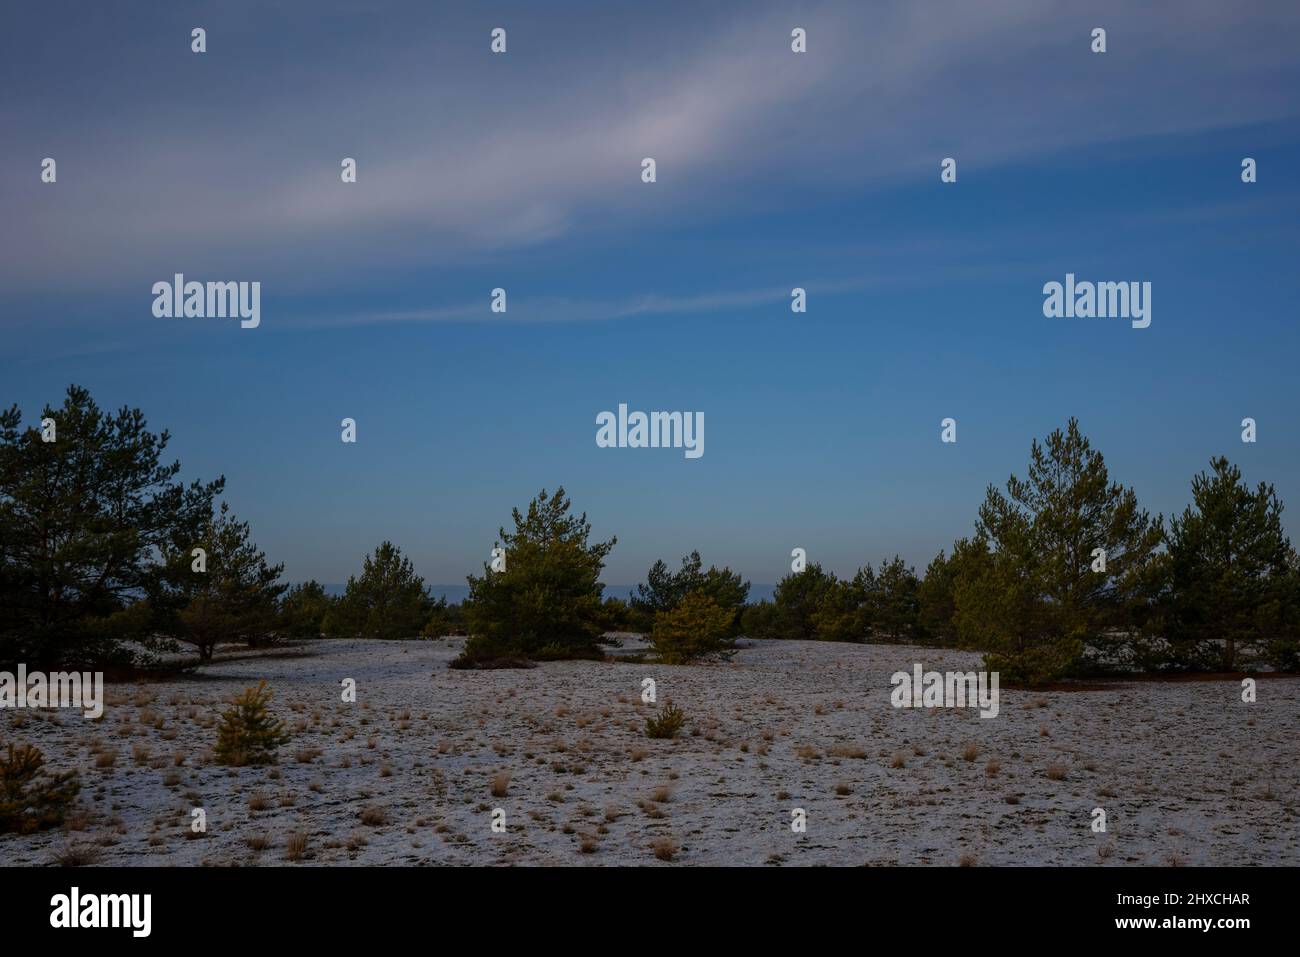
[3,637,1297,866]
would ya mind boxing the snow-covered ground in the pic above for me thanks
[3,637,1297,866]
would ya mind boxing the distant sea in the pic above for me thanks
[317,583,777,604]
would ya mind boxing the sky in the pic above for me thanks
[2,0,1299,589]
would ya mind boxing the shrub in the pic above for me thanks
[649,591,735,664]
[0,743,81,835]
[645,702,685,739]
[633,551,749,634]
[213,682,290,767]
[53,842,103,867]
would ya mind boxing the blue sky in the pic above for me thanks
[2,1,1299,588]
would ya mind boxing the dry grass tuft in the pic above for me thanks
[284,832,309,862]
[490,771,510,797]
[651,837,677,861]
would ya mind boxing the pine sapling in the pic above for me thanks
[214,681,290,766]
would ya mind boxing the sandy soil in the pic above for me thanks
[3,637,1297,866]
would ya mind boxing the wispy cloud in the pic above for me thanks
[2,0,1298,294]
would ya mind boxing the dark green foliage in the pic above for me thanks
[596,595,633,634]
[419,595,452,639]
[1158,457,1299,671]
[953,419,1163,685]
[917,548,960,645]
[863,556,922,641]
[213,681,290,766]
[809,574,867,642]
[329,541,432,640]
[1267,554,1300,671]
[0,742,81,835]
[739,599,780,639]
[154,502,286,660]
[279,580,333,638]
[770,563,839,640]
[0,385,222,667]
[649,591,736,663]
[458,488,615,663]
[446,651,533,670]
[634,551,750,634]
[645,701,686,739]
[418,598,469,638]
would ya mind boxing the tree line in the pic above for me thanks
[3,387,1297,684]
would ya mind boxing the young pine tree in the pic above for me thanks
[1160,457,1298,671]
[633,550,750,633]
[955,419,1162,684]
[649,591,736,663]
[865,556,922,642]
[157,502,286,661]
[460,488,615,662]
[0,743,81,835]
[331,542,431,640]
[917,548,959,646]
[772,563,840,641]
[278,580,334,638]
[213,681,290,767]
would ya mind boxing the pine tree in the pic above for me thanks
[917,548,960,645]
[772,563,840,640]
[0,743,81,835]
[278,580,334,638]
[330,542,431,640]
[650,591,736,663]
[809,574,867,642]
[865,556,922,641]
[0,385,222,667]
[155,502,286,661]
[213,682,290,766]
[955,419,1162,684]
[460,488,615,662]
[1161,457,1297,671]
[633,550,749,632]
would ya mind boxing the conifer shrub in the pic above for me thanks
[214,681,290,766]
[649,591,735,663]
[458,488,615,664]
[633,551,750,635]
[645,701,686,739]
[0,742,81,835]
